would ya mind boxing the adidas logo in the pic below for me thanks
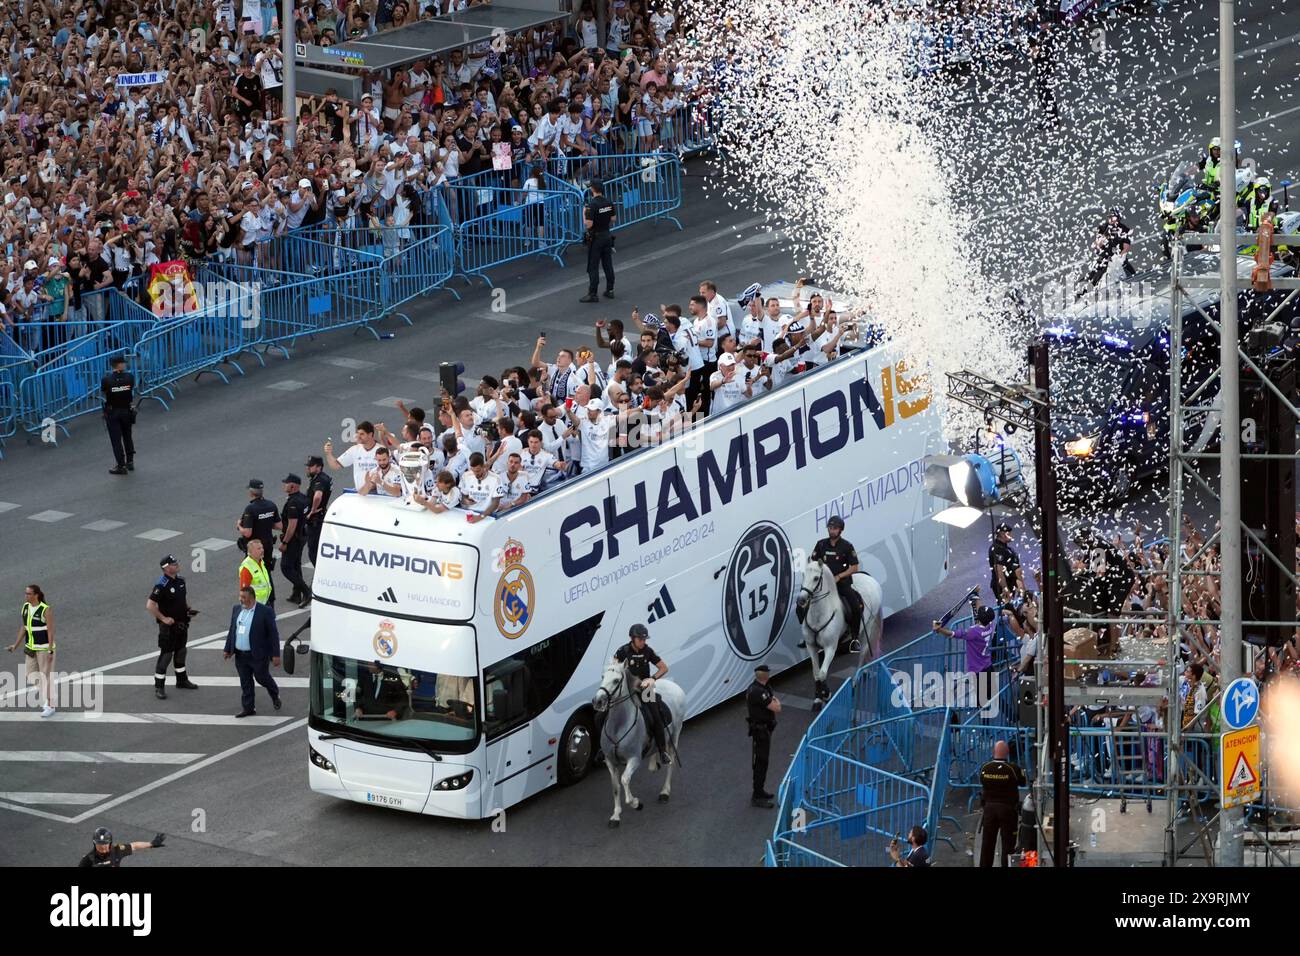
[377,587,398,604]
[646,584,676,623]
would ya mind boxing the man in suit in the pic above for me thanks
[223,585,282,718]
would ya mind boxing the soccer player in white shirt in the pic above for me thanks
[520,430,565,491]
[708,353,752,415]
[413,470,462,513]
[357,446,403,497]
[497,454,533,512]
[575,398,612,474]
[488,418,523,475]
[324,423,382,489]
[441,433,471,481]
[458,454,503,521]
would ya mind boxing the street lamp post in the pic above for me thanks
[282,0,297,150]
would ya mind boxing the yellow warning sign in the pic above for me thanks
[1221,725,1262,809]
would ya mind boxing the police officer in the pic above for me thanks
[1078,207,1137,296]
[978,739,1027,867]
[746,664,780,808]
[146,555,198,699]
[237,478,281,577]
[78,827,166,867]
[304,455,333,569]
[988,522,1024,601]
[1199,136,1223,192]
[579,179,616,304]
[100,353,136,475]
[613,623,671,764]
[279,474,310,607]
[806,515,865,647]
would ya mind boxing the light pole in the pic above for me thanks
[282,0,297,150]
[1217,0,1244,868]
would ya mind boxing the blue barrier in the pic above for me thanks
[16,350,115,433]
[0,379,15,455]
[445,185,578,286]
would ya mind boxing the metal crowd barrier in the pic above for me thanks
[443,180,579,285]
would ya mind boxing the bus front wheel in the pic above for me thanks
[558,709,596,785]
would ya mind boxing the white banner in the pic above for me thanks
[116,71,168,87]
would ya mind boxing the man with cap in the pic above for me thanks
[304,455,333,569]
[579,179,616,303]
[574,397,613,475]
[145,555,199,699]
[100,352,136,475]
[989,522,1024,601]
[236,479,281,579]
[932,603,997,674]
[78,827,166,867]
[279,474,311,607]
[746,663,781,807]
[976,739,1027,867]
[613,623,671,764]
[708,351,751,415]
[806,515,867,650]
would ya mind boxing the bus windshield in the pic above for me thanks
[309,652,479,748]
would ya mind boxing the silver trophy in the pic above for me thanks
[397,442,430,505]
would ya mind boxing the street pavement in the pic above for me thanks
[1,0,1297,866]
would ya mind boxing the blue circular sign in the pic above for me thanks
[1222,676,1259,731]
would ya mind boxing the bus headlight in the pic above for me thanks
[434,770,474,791]
[1064,435,1098,458]
[310,745,335,774]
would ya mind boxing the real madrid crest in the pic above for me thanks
[373,620,397,659]
[494,538,535,640]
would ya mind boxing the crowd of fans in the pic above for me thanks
[319,278,866,518]
[0,0,700,349]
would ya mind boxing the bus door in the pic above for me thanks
[481,657,541,812]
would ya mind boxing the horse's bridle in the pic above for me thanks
[799,564,838,640]
[593,667,642,763]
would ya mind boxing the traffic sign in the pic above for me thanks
[1221,725,1262,809]
[1222,676,1260,730]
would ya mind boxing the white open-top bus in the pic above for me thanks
[306,283,950,818]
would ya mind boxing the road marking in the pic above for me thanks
[82,519,127,532]
[0,712,293,726]
[0,502,19,514]
[0,792,111,806]
[400,369,439,382]
[135,528,182,541]
[91,675,309,688]
[0,716,309,824]
[0,607,309,704]
[1153,30,1300,89]
[0,751,204,765]
[506,214,768,310]
[28,510,73,522]
[266,379,310,391]
[373,395,415,408]
[192,537,236,551]
[322,356,377,370]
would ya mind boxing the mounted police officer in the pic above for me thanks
[146,555,198,699]
[78,827,166,867]
[802,515,866,650]
[613,623,670,765]
[100,353,136,475]
[579,179,616,303]
[746,664,780,808]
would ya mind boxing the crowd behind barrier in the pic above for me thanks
[0,148,683,449]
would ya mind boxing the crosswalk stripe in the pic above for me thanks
[0,792,111,805]
[135,528,181,541]
[0,751,203,764]
[93,676,309,688]
[0,712,293,726]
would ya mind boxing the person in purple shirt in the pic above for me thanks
[932,605,996,673]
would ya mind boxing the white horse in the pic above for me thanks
[796,557,884,711]
[592,660,686,828]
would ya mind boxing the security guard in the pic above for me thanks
[78,827,166,867]
[1199,136,1222,192]
[146,555,198,699]
[978,739,1027,867]
[988,522,1024,600]
[100,353,136,475]
[304,455,333,569]
[807,515,865,645]
[746,664,780,808]
[237,478,281,575]
[1241,177,1276,231]
[279,474,310,607]
[8,583,56,717]
[579,179,616,304]
[613,623,671,764]
[239,538,275,607]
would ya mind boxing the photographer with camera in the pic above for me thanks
[888,826,931,867]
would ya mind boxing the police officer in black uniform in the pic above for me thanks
[237,479,282,576]
[78,827,166,867]
[806,515,865,646]
[279,474,311,607]
[746,664,780,808]
[978,739,1027,867]
[304,455,333,569]
[579,180,616,303]
[988,522,1024,601]
[145,555,198,699]
[613,623,671,764]
[100,353,136,475]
